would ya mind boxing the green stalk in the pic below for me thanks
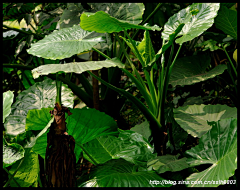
[132,3,163,40]
[3,168,21,187]
[56,73,62,108]
[93,46,155,113]
[123,29,158,113]
[114,33,148,91]
[3,64,34,70]
[222,44,237,77]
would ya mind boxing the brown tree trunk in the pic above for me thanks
[45,103,76,187]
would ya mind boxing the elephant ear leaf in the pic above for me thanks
[162,3,220,44]
[80,11,161,33]
[3,91,14,123]
[185,118,237,187]
[27,25,106,60]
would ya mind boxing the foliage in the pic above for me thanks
[3,2,237,187]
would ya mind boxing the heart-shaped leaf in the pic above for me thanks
[31,57,124,79]
[80,11,161,33]
[4,78,74,136]
[82,129,156,166]
[215,5,237,40]
[3,90,14,123]
[78,159,172,187]
[185,118,237,187]
[3,137,25,168]
[169,54,227,87]
[162,3,220,44]
[173,104,237,138]
[27,25,106,60]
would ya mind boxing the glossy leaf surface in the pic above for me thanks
[32,57,124,79]
[185,118,237,187]
[4,78,74,136]
[27,25,106,60]
[173,104,237,138]
[162,3,220,44]
[78,159,172,187]
[82,129,156,166]
[3,90,14,123]
[3,137,24,168]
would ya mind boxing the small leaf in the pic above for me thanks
[185,118,237,187]
[31,57,124,79]
[130,120,151,140]
[233,49,237,62]
[80,11,161,33]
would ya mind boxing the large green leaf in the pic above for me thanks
[78,159,172,187]
[31,57,124,79]
[185,118,237,187]
[215,6,237,40]
[147,154,189,174]
[9,149,39,187]
[82,129,156,166]
[3,137,24,168]
[162,3,220,44]
[169,54,227,87]
[66,108,119,162]
[80,11,161,33]
[26,107,118,160]
[27,25,106,60]
[173,104,237,138]
[3,90,14,123]
[4,78,74,136]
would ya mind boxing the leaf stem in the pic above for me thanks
[222,44,237,77]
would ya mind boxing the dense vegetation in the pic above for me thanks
[3,3,237,187]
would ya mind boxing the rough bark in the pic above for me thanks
[45,103,76,187]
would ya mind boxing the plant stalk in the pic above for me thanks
[222,44,237,77]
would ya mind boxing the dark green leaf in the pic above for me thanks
[215,5,237,40]
[147,154,190,174]
[78,159,172,187]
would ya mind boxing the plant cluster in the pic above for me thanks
[3,3,237,187]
